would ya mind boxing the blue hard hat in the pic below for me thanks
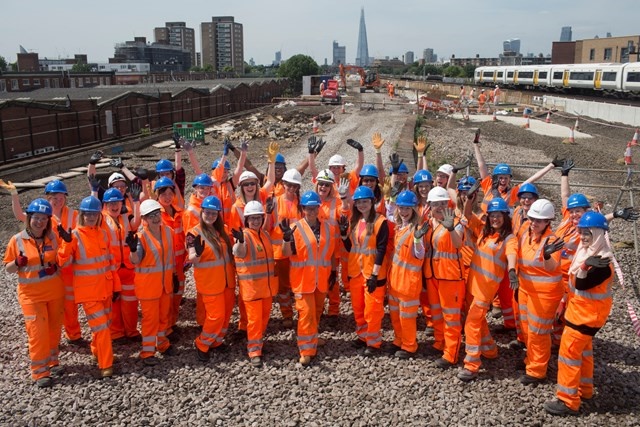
[102,188,124,203]
[493,163,512,176]
[567,193,590,209]
[389,163,409,175]
[413,169,433,184]
[275,153,286,164]
[360,164,379,179]
[26,198,53,216]
[300,191,322,207]
[457,176,477,192]
[577,211,608,231]
[192,173,214,187]
[211,158,231,170]
[44,180,68,195]
[154,176,176,191]
[79,196,102,213]
[487,197,510,213]
[353,186,375,200]
[517,182,539,198]
[201,195,222,211]
[156,159,174,173]
[396,190,418,207]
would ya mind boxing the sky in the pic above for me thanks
[2,1,639,66]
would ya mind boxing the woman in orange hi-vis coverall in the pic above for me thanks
[130,199,176,366]
[516,198,565,385]
[387,191,427,359]
[57,196,117,378]
[423,187,466,369]
[458,198,517,382]
[4,199,64,388]
[187,196,236,362]
[282,191,339,366]
[101,187,141,342]
[271,169,304,329]
[233,200,276,368]
[342,186,390,356]
[544,212,614,416]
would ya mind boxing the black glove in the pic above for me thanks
[172,132,181,148]
[366,274,378,293]
[467,179,481,197]
[473,129,481,144]
[315,138,326,154]
[110,158,125,169]
[543,237,564,260]
[125,231,138,252]
[390,181,404,198]
[265,196,275,214]
[279,219,296,243]
[192,234,205,257]
[329,270,337,291]
[89,151,102,165]
[223,137,232,156]
[614,207,639,222]
[561,158,575,176]
[584,255,611,269]
[88,174,101,192]
[491,175,500,191]
[452,156,472,173]
[346,138,363,152]
[112,291,121,302]
[129,182,142,202]
[57,225,73,243]
[232,228,244,244]
[414,222,429,240]
[172,274,180,294]
[508,268,519,291]
[135,168,149,181]
[338,215,349,237]
[389,153,403,174]
[15,251,28,267]
[551,155,565,168]
[308,136,318,154]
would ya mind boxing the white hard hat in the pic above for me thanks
[316,169,336,183]
[244,200,265,216]
[108,172,126,186]
[427,186,450,202]
[437,164,454,176]
[140,199,162,216]
[328,154,346,167]
[239,171,259,185]
[282,169,302,185]
[527,199,555,220]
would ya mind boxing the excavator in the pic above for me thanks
[339,64,381,93]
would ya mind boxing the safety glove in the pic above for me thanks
[112,292,121,302]
[172,132,181,148]
[265,196,275,214]
[467,180,481,198]
[125,231,138,252]
[182,139,194,152]
[372,132,385,151]
[89,151,103,165]
[508,268,519,290]
[279,218,296,242]
[191,234,205,257]
[390,181,404,200]
[110,158,125,169]
[328,270,337,291]
[15,251,28,267]
[0,179,18,195]
[561,158,575,176]
[389,153,404,174]
[88,174,101,192]
[543,237,565,260]
[338,178,350,199]
[551,155,566,168]
[414,135,428,156]
[366,274,378,293]
[452,155,472,174]
[338,215,349,237]
[307,136,318,154]
[267,141,280,163]
[614,207,639,222]
[413,222,429,240]
[584,255,611,269]
[240,138,249,152]
[314,138,326,154]
[135,168,149,181]
[129,183,142,202]
[346,138,364,152]
[381,177,392,199]
[473,129,481,144]
[441,208,456,232]
[57,225,73,243]
[231,228,245,244]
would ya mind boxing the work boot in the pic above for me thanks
[395,350,414,360]
[299,355,313,367]
[435,357,455,369]
[352,339,367,349]
[520,374,545,385]
[161,346,176,357]
[543,399,578,416]
[493,325,515,335]
[385,343,402,355]
[363,346,382,357]
[424,326,435,337]
[250,356,263,368]
[142,356,159,366]
[457,368,478,382]
[508,339,526,350]
[195,344,210,362]
[67,337,88,347]
[100,367,113,378]
[491,306,502,319]
[36,377,53,388]
[316,338,327,347]
[49,365,65,377]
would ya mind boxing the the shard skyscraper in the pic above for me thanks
[355,8,369,67]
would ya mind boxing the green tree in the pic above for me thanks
[203,64,214,73]
[0,56,7,72]
[462,64,476,78]
[189,65,203,72]
[71,63,91,72]
[443,65,463,77]
[277,54,320,94]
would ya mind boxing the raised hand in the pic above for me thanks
[338,178,350,199]
[231,228,245,244]
[125,231,138,252]
[279,218,296,242]
[240,138,249,152]
[441,208,456,231]
[110,158,125,169]
[389,153,403,174]
[338,215,349,237]
[561,158,575,176]
[614,207,639,221]
[57,224,73,243]
[89,151,103,165]
[413,222,429,240]
[88,174,101,192]
[372,132,385,150]
[543,237,565,260]
[414,135,428,155]
[223,137,232,156]
[473,129,481,144]
[452,155,472,173]
[135,168,149,181]
[265,196,275,214]
[172,132,181,147]
[182,139,194,152]
[551,155,566,168]
[129,183,142,202]
[467,179,481,197]
[390,181,404,199]
[0,179,18,194]
[267,141,280,163]
[315,137,326,154]
[307,136,318,154]
[346,138,363,152]
[584,255,611,269]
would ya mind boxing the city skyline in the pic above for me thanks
[2,0,638,67]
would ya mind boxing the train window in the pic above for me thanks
[627,72,640,82]
[538,72,548,79]
[507,72,514,78]
[497,72,503,77]
[518,72,534,78]
[602,72,617,81]
[482,71,493,78]
[569,72,594,81]
[553,72,563,79]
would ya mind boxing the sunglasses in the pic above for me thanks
[242,182,257,187]
[318,182,332,187]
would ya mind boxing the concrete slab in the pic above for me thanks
[452,113,593,139]
[94,162,111,169]
[14,182,45,189]
[31,176,63,185]
[56,171,84,178]
[70,167,88,172]
[152,140,175,148]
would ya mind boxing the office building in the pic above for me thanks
[111,37,191,72]
[503,38,521,55]
[405,51,414,64]
[355,8,370,67]
[560,26,572,42]
[423,48,435,63]
[201,16,244,73]
[333,41,346,66]
[273,51,282,66]
[154,22,196,67]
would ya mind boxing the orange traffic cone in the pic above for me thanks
[624,143,634,165]
[629,128,639,146]
[341,102,346,114]
[563,127,576,144]
[312,118,319,133]
[545,111,551,123]
[492,110,498,122]
[574,118,580,132]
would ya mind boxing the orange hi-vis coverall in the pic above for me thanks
[318,195,348,314]
[211,165,236,226]
[510,205,531,340]
[134,225,175,359]
[271,195,303,322]
[346,215,390,348]
[103,212,139,340]
[160,206,185,330]
[229,189,269,231]
[556,265,613,411]
[460,212,483,316]
[235,228,277,358]
[288,219,339,357]
[517,228,563,380]
[190,224,236,353]
[51,206,81,341]
[5,230,64,381]
[388,224,425,353]
[58,226,118,371]
[463,232,517,373]
[183,194,207,326]
[424,218,466,364]
[417,203,433,324]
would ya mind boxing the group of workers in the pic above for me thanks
[2,129,637,417]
